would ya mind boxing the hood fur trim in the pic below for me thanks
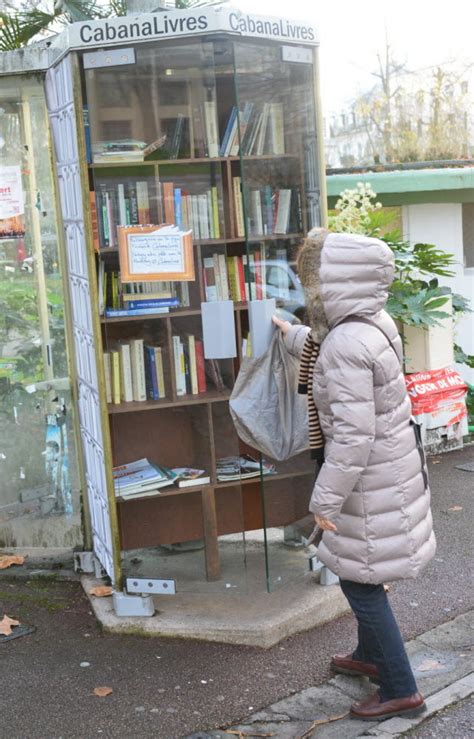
[297,227,330,344]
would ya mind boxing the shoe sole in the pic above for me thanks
[331,665,380,683]
[350,702,427,721]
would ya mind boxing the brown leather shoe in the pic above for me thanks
[331,653,379,680]
[350,690,426,721]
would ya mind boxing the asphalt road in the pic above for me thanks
[0,445,473,739]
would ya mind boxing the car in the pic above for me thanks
[251,258,306,319]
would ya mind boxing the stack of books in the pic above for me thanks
[172,467,211,488]
[93,139,148,163]
[103,339,166,405]
[220,101,285,157]
[216,455,276,482]
[113,458,177,499]
[97,265,190,317]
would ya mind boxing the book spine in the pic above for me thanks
[111,350,121,405]
[136,181,150,224]
[172,336,186,396]
[128,184,139,225]
[117,183,127,226]
[248,252,257,300]
[204,101,219,158]
[195,340,207,393]
[211,185,220,239]
[199,194,209,240]
[99,184,109,247]
[219,106,236,157]
[236,256,246,302]
[217,253,229,301]
[206,190,214,239]
[83,106,92,164]
[103,352,112,404]
[130,339,147,402]
[163,182,175,224]
[233,177,245,238]
[226,256,240,302]
[155,347,166,398]
[174,187,182,229]
[202,257,218,301]
[212,252,222,300]
[106,192,116,247]
[104,307,170,317]
[119,342,133,402]
[144,345,159,400]
[263,185,273,234]
[89,192,100,252]
[181,340,190,394]
[187,334,199,395]
[254,248,263,300]
[126,298,179,310]
[242,254,250,302]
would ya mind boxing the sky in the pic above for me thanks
[235,0,474,115]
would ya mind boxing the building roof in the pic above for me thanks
[327,163,474,206]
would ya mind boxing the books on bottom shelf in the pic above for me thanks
[172,467,211,488]
[216,455,276,482]
[104,339,166,405]
[113,458,177,499]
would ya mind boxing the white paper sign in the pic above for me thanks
[0,166,24,219]
[128,232,184,275]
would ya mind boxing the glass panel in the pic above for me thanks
[83,38,250,593]
[233,39,321,591]
[0,77,81,551]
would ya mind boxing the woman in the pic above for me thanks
[273,228,436,721]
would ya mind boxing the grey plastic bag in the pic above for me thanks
[229,330,309,461]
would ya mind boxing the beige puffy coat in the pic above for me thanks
[284,232,436,584]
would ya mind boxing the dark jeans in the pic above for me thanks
[339,579,418,702]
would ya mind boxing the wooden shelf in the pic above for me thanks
[97,233,304,256]
[116,467,313,502]
[108,389,231,414]
[90,154,299,169]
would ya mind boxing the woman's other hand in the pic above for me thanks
[272,315,291,335]
[315,514,337,532]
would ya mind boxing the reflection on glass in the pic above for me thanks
[0,78,81,550]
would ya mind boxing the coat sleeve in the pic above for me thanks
[310,335,375,519]
[282,324,311,358]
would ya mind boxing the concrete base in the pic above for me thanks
[82,573,349,648]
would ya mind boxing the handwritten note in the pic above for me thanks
[128,233,185,275]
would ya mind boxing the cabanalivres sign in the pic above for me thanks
[67,7,319,49]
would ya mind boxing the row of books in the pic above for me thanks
[233,179,301,238]
[202,248,267,302]
[113,457,211,500]
[92,179,221,249]
[97,265,190,317]
[162,182,220,240]
[172,334,226,397]
[220,101,284,157]
[113,454,277,500]
[103,340,166,404]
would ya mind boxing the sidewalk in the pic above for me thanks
[187,610,474,739]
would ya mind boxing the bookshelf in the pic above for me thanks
[58,25,324,594]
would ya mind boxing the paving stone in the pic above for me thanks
[406,640,471,696]
[328,673,375,701]
[267,684,353,722]
[416,612,474,652]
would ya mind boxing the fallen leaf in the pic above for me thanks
[0,615,20,636]
[448,506,463,512]
[0,555,26,569]
[383,584,391,592]
[89,586,113,597]
[94,686,113,697]
[418,658,444,672]
[431,460,441,464]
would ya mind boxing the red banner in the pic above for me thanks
[405,367,468,423]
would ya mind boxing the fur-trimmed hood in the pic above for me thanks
[297,228,395,341]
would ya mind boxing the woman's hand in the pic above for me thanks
[272,315,291,335]
[314,514,337,532]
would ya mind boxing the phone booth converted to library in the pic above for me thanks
[5,6,328,615]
